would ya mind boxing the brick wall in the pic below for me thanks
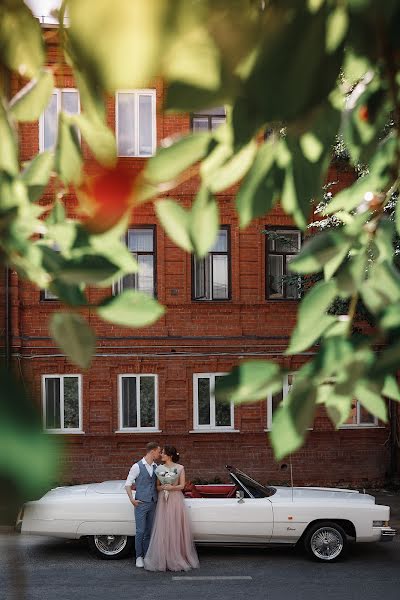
[6,33,395,489]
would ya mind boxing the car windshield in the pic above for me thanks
[226,466,276,498]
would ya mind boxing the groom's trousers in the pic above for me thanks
[134,500,157,557]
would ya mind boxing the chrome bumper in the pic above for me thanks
[380,527,396,542]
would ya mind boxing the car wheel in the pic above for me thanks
[304,522,347,562]
[87,535,134,560]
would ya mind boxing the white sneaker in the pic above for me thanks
[136,556,144,568]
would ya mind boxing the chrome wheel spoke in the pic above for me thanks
[310,527,343,560]
[94,535,128,556]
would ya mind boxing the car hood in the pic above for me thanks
[270,486,375,503]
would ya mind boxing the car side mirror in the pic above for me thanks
[236,490,245,503]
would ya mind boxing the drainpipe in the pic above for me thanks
[389,399,398,481]
[5,266,11,371]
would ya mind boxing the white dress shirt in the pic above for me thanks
[125,457,156,487]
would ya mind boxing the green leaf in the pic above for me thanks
[55,113,83,185]
[361,261,400,314]
[57,254,123,286]
[204,140,257,193]
[236,140,279,228]
[318,384,353,428]
[155,199,193,253]
[215,361,283,404]
[326,6,349,53]
[68,0,169,91]
[146,133,212,185]
[46,280,87,307]
[0,1,44,78]
[50,312,96,369]
[89,233,138,274]
[0,98,18,176]
[189,187,219,258]
[9,68,54,122]
[355,380,387,422]
[380,303,400,330]
[382,375,400,402]
[335,251,368,294]
[97,290,165,327]
[270,377,317,460]
[287,280,338,354]
[373,339,400,376]
[289,230,349,274]
[72,113,116,166]
[21,151,54,202]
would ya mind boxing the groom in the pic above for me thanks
[125,441,161,567]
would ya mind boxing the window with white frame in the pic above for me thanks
[118,375,158,430]
[266,373,296,430]
[114,227,156,296]
[193,373,234,430]
[116,90,156,157]
[42,375,82,432]
[339,399,379,427]
[191,107,226,132]
[266,228,302,299]
[40,88,80,151]
[193,228,230,301]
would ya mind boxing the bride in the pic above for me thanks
[144,446,199,572]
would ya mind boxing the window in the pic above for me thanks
[116,90,156,157]
[266,228,301,299]
[42,375,82,433]
[114,227,156,296]
[191,107,226,132]
[118,375,158,431]
[339,399,379,427]
[40,89,80,151]
[193,373,234,431]
[193,228,230,300]
[266,373,296,431]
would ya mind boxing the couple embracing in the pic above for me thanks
[125,442,199,572]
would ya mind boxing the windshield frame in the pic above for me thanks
[226,465,276,498]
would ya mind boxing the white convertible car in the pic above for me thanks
[16,466,396,562]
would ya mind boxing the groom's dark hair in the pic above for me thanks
[146,442,159,453]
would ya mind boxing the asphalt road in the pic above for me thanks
[1,534,400,600]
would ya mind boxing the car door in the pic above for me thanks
[185,496,273,544]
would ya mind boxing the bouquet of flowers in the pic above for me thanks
[155,466,179,501]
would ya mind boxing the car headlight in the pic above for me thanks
[373,520,389,527]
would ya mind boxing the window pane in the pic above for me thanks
[193,258,207,299]
[196,107,225,116]
[61,91,79,114]
[192,117,209,132]
[271,390,283,415]
[138,94,153,155]
[343,398,357,425]
[215,376,231,427]
[137,255,154,296]
[122,377,137,428]
[45,378,61,429]
[285,256,300,299]
[63,376,79,428]
[140,376,155,427]
[197,378,211,425]
[117,93,135,156]
[43,92,58,150]
[211,230,228,252]
[128,229,153,252]
[211,116,226,130]
[359,403,376,424]
[275,231,301,253]
[212,255,228,299]
[268,255,283,298]
[43,288,59,300]
[120,273,136,291]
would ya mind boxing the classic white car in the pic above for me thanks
[16,466,396,562]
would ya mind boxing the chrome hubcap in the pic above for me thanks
[310,527,343,560]
[94,535,128,556]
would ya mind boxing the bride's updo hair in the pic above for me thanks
[163,445,180,463]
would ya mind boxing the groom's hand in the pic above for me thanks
[131,499,142,507]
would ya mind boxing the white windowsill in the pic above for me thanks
[264,428,314,432]
[115,429,162,434]
[338,425,383,429]
[189,429,240,434]
[44,430,85,434]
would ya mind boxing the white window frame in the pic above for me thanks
[339,400,379,428]
[39,88,80,152]
[192,373,235,432]
[117,374,159,432]
[115,90,156,157]
[266,373,313,431]
[42,374,83,434]
[113,227,156,297]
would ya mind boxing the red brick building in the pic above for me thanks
[4,28,398,489]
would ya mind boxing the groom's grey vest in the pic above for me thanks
[135,461,157,502]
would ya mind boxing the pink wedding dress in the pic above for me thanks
[144,464,200,572]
